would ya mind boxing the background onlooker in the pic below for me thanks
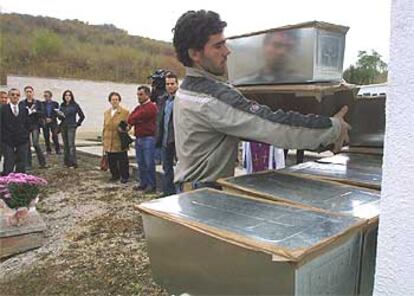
[0,90,9,166]
[19,85,47,169]
[156,71,178,196]
[102,92,130,183]
[149,69,168,165]
[0,91,8,105]
[42,90,61,154]
[128,85,158,194]
[1,89,30,175]
[58,90,85,168]
[0,90,6,167]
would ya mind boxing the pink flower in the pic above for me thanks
[0,173,47,186]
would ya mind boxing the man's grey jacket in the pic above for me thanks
[173,67,342,183]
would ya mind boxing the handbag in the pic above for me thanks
[100,154,109,171]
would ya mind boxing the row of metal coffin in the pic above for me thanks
[138,153,382,295]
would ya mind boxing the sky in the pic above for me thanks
[0,0,391,68]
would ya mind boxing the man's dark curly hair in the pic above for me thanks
[172,10,227,67]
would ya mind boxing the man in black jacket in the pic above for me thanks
[156,72,178,195]
[42,90,61,154]
[1,89,30,175]
[19,85,47,169]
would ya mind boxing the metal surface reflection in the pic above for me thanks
[227,22,348,86]
[141,189,361,251]
[315,153,383,169]
[219,171,380,221]
[281,161,382,189]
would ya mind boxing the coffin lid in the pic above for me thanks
[227,21,349,40]
[281,160,382,190]
[218,169,380,224]
[138,189,366,263]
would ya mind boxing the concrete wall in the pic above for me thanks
[3,75,141,139]
[374,1,414,295]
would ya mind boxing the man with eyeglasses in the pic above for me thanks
[42,90,61,155]
[19,85,47,169]
[1,89,30,175]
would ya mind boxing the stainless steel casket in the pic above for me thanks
[236,83,358,123]
[138,189,366,295]
[349,95,386,148]
[280,153,383,190]
[218,171,380,296]
[227,21,348,86]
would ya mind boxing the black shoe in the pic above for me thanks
[144,187,156,194]
[133,185,147,191]
[39,164,49,169]
[120,178,128,184]
[46,150,52,155]
[56,151,62,155]
[109,176,120,182]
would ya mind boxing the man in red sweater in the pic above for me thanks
[128,85,158,193]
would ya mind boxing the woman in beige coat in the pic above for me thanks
[103,92,130,183]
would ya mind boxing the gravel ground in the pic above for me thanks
[0,154,168,296]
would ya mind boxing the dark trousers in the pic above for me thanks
[62,127,77,167]
[161,144,176,195]
[2,142,29,175]
[43,122,61,153]
[108,151,129,180]
[284,149,305,164]
[27,128,46,168]
[135,137,156,188]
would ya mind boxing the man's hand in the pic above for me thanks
[332,106,351,153]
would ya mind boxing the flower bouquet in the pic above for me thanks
[0,173,48,226]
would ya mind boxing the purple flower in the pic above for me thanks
[0,173,47,208]
[0,173,47,186]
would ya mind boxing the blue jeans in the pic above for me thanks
[135,137,156,188]
[161,144,176,195]
[62,127,77,167]
[27,128,46,168]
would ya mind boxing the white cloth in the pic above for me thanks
[242,141,285,174]
[10,103,18,116]
[111,108,117,117]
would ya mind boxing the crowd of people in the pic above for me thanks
[0,70,179,197]
[0,9,351,198]
[102,71,179,195]
[0,86,85,176]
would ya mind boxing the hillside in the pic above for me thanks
[0,13,184,83]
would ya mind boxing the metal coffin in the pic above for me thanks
[280,153,382,190]
[236,83,358,122]
[138,189,365,295]
[227,21,348,86]
[315,153,383,168]
[349,96,386,148]
[218,171,380,296]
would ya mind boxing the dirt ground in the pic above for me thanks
[0,154,168,296]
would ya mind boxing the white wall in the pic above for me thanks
[374,1,414,295]
[4,75,140,139]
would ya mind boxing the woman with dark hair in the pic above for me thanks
[102,92,130,183]
[58,90,85,168]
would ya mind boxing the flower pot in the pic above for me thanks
[0,198,46,258]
